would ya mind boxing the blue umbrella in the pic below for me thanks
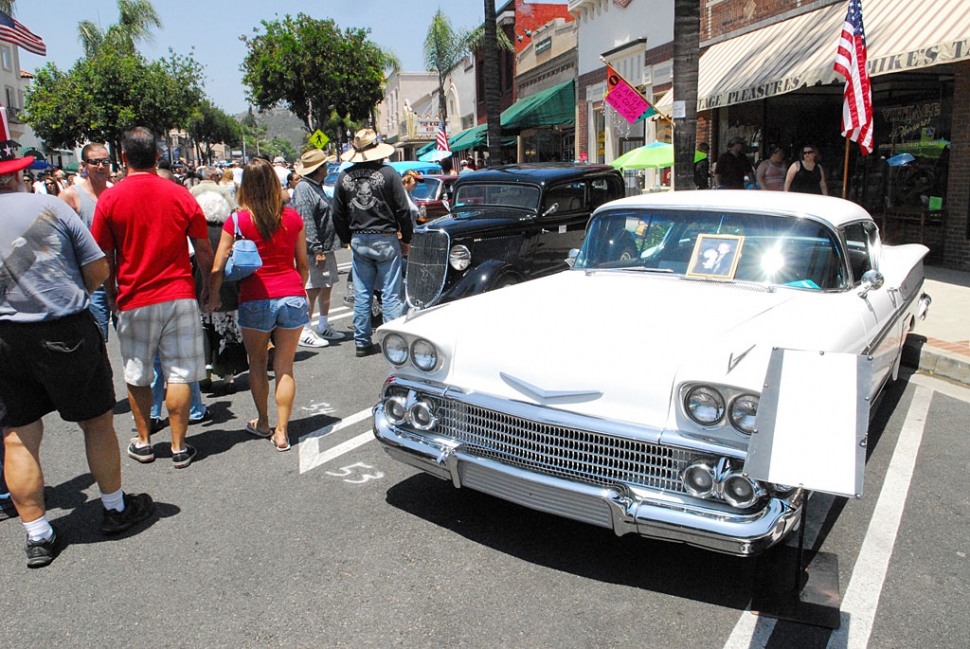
[387,161,441,175]
[886,153,915,167]
[418,149,452,163]
[28,159,56,171]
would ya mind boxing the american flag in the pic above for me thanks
[0,10,46,57]
[834,0,872,155]
[435,118,450,153]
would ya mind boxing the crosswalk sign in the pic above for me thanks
[309,129,330,149]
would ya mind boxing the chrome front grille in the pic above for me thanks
[426,396,692,494]
[406,230,449,308]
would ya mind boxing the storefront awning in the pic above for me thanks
[449,124,487,151]
[698,0,970,111]
[501,79,575,132]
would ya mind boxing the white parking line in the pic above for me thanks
[724,385,933,648]
[297,407,375,474]
[827,385,932,649]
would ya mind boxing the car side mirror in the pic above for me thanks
[566,248,579,268]
[857,269,885,298]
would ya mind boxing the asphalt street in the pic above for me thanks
[1,250,967,649]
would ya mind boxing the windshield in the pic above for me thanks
[411,178,442,201]
[575,209,846,290]
[452,183,541,211]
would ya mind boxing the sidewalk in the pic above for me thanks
[902,264,970,386]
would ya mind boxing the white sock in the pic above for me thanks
[101,488,125,513]
[317,316,329,332]
[24,515,54,541]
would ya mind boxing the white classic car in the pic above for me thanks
[371,191,931,556]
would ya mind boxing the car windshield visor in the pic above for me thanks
[575,209,845,290]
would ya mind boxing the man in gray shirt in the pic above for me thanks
[0,121,154,568]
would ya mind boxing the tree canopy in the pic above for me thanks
[241,13,390,140]
[424,11,474,125]
[188,99,242,164]
[78,0,162,58]
[25,49,204,161]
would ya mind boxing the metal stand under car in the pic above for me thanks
[744,349,873,629]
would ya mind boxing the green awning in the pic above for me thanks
[415,141,435,156]
[449,124,488,151]
[500,80,575,132]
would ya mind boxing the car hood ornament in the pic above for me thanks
[500,372,603,403]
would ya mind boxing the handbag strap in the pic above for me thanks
[232,211,244,239]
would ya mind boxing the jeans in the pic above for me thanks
[350,233,404,347]
[88,287,110,341]
[150,355,206,421]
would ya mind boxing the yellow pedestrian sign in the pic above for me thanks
[309,129,330,149]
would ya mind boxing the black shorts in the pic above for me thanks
[0,311,116,428]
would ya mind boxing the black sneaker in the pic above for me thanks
[127,439,154,463]
[25,530,58,568]
[189,409,212,425]
[149,417,166,434]
[0,504,18,522]
[356,343,380,358]
[171,444,197,469]
[101,492,155,536]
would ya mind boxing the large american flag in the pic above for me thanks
[0,10,46,56]
[834,0,872,155]
[435,118,450,153]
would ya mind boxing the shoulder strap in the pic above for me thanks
[232,212,243,238]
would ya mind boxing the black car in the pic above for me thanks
[405,163,625,309]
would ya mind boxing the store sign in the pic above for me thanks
[881,102,942,141]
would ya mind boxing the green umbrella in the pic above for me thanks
[610,141,706,169]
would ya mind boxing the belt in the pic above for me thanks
[354,229,395,235]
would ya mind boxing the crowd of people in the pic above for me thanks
[695,137,829,195]
[0,121,414,568]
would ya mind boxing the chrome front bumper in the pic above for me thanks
[373,406,802,556]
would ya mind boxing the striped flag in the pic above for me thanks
[435,118,450,153]
[834,0,872,155]
[0,10,46,56]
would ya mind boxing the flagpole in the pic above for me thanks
[842,138,851,199]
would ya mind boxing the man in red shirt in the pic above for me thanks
[92,127,214,469]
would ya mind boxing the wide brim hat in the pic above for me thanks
[341,128,396,163]
[0,106,33,175]
[295,149,333,177]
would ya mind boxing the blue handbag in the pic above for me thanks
[224,212,262,282]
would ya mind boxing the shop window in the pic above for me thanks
[0,46,10,72]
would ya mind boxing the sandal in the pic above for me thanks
[273,431,291,452]
[245,420,272,439]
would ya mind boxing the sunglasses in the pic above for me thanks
[803,150,815,155]
[85,158,111,167]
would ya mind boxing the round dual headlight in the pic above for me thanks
[382,333,409,366]
[683,459,718,498]
[449,245,471,271]
[729,394,759,435]
[410,339,438,372]
[383,395,409,425]
[409,399,437,430]
[684,386,725,426]
[720,471,762,509]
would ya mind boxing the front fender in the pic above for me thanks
[440,259,525,303]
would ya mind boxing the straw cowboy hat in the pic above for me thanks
[294,149,333,177]
[340,128,395,163]
[0,107,34,176]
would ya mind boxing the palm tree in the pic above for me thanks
[423,10,473,129]
[672,0,701,190]
[78,0,162,58]
[0,2,14,15]
[483,0,502,168]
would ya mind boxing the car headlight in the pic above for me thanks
[410,339,438,372]
[449,244,471,271]
[682,459,718,498]
[720,471,763,508]
[729,394,759,434]
[684,385,725,426]
[382,333,409,366]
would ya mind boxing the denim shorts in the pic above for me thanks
[238,296,310,332]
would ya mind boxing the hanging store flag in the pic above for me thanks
[604,64,658,124]
[435,118,450,153]
[0,10,47,56]
[834,0,872,155]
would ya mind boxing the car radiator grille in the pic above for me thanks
[406,231,449,308]
[426,396,692,494]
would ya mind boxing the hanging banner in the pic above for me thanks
[605,64,658,124]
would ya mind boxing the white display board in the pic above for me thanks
[744,349,872,498]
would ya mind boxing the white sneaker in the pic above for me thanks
[317,327,346,341]
[299,330,329,348]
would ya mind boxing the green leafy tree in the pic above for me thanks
[188,99,241,164]
[78,0,162,58]
[672,0,700,190]
[0,2,14,15]
[241,13,389,144]
[424,11,474,125]
[25,49,204,163]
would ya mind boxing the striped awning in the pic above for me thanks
[698,0,970,111]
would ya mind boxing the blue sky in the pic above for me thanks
[12,1,486,115]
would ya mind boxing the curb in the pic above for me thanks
[903,334,970,387]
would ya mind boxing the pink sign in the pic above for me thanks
[605,84,653,124]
